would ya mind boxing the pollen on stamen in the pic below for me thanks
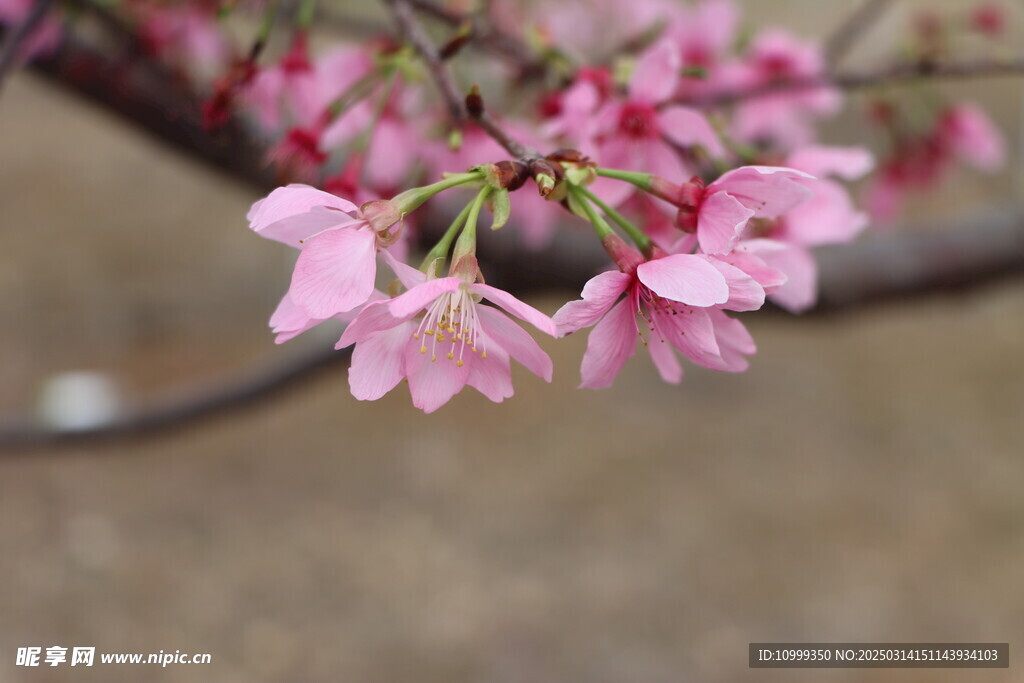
[446,352,454,360]
[456,360,464,367]
[420,346,427,353]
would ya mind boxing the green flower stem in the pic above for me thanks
[296,0,317,29]
[568,186,614,241]
[390,171,484,215]
[576,186,652,253]
[420,201,474,272]
[451,185,493,265]
[595,167,653,190]
[252,0,279,54]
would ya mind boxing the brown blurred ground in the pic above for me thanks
[2,1,1024,680]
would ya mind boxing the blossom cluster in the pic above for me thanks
[4,0,1012,412]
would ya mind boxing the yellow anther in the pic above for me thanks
[446,352,454,360]
[456,360,464,367]
[420,346,427,354]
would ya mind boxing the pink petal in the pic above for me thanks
[270,291,323,343]
[629,39,680,104]
[256,208,362,249]
[944,103,1006,171]
[348,322,413,401]
[636,254,730,307]
[337,300,400,348]
[477,306,553,382]
[579,298,638,389]
[787,145,874,180]
[709,165,814,218]
[386,278,462,320]
[290,228,378,318]
[646,332,683,384]
[655,306,722,369]
[472,284,557,336]
[659,106,726,158]
[249,184,357,234]
[380,248,426,289]
[716,250,788,293]
[697,191,755,254]
[700,256,766,312]
[404,340,471,413]
[782,179,867,246]
[552,270,632,336]
[465,344,514,403]
[708,309,755,372]
[762,244,818,313]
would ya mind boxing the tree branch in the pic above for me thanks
[385,0,465,124]
[675,55,1024,107]
[825,0,894,67]
[405,0,545,78]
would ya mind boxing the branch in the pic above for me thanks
[0,0,55,93]
[405,0,545,78]
[4,204,1023,450]
[31,24,275,191]
[677,55,1024,107]
[385,0,539,160]
[825,0,894,67]
[385,0,465,124]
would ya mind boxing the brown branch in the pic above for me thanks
[5,205,1023,450]
[385,0,465,124]
[675,55,1024,107]
[385,0,539,160]
[406,0,544,78]
[0,0,56,93]
[32,25,275,191]
[825,0,894,67]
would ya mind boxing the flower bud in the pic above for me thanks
[601,234,645,275]
[361,199,403,246]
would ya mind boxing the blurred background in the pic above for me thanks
[1,0,1023,681]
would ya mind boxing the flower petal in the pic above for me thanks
[386,278,462,320]
[636,254,730,307]
[380,247,426,289]
[708,165,814,218]
[290,227,378,318]
[696,191,755,254]
[659,106,726,158]
[465,344,514,403]
[787,145,874,179]
[579,298,638,389]
[472,284,557,337]
[700,256,766,312]
[552,270,632,336]
[477,306,553,382]
[404,340,471,413]
[348,322,413,401]
[646,333,683,384]
[629,39,680,104]
[249,184,358,240]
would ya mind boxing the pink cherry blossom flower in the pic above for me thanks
[336,258,557,413]
[248,184,402,319]
[663,0,741,100]
[586,39,727,206]
[937,102,1006,172]
[651,166,813,254]
[728,30,841,150]
[244,33,321,131]
[554,236,763,387]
